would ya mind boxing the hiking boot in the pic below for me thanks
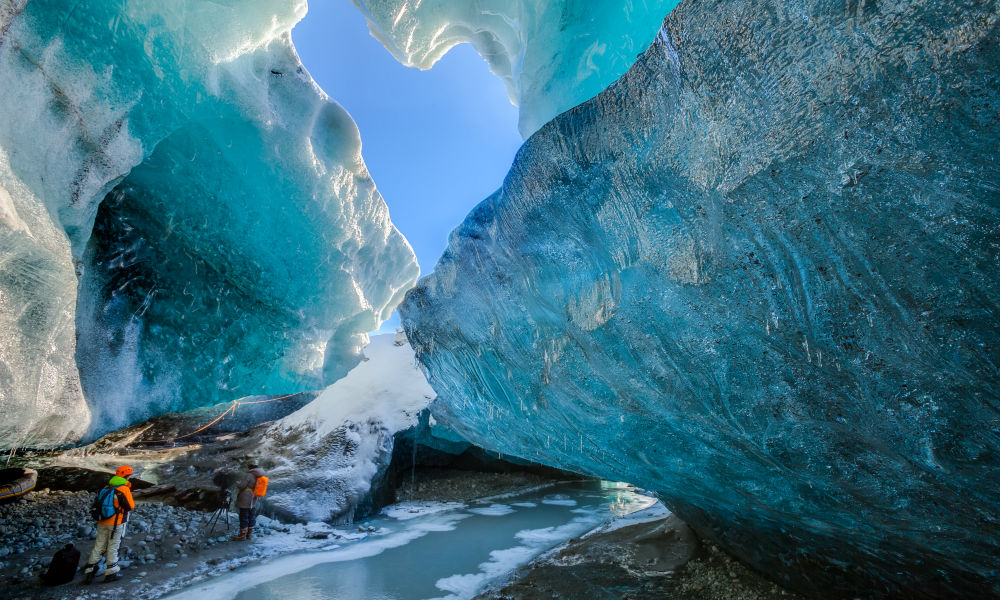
[231,528,247,541]
[82,565,97,584]
[101,572,122,583]
[245,527,254,540]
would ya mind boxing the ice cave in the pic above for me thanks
[0,0,997,599]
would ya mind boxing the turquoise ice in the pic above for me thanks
[400,0,1000,596]
[0,1,418,445]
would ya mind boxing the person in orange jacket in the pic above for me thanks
[83,465,136,583]
[232,462,266,541]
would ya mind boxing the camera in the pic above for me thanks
[216,488,232,510]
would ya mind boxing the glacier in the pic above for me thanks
[399,0,1000,596]
[351,0,678,138]
[0,0,418,447]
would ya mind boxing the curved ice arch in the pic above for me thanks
[400,0,1000,596]
[0,0,418,447]
[351,0,678,138]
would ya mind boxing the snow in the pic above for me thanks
[255,332,437,523]
[275,332,435,436]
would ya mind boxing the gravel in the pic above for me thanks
[0,488,280,597]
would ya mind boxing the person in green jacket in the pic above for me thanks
[83,466,136,583]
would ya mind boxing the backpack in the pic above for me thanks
[253,475,268,498]
[90,486,117,521]
[41,543,80,586]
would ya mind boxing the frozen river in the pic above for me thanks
[166,481,659,600]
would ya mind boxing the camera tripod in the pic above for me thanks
[205,489,233,535]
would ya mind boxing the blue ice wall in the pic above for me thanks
[400,0,1000,596]
[0,1,418,445]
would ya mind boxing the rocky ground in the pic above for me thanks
[0,486,348,600]
[0,468,802,600]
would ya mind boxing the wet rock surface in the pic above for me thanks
[394,467,573,504]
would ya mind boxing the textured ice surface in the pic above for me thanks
[400,0,1000,596]
[351,0,677,137]
[0,146,88,446]
[0,1,418,446]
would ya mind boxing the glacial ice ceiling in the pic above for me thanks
[0,0,419,446]
[352,0,679,137]
[399,0,1000,597]
[0,0,682,448]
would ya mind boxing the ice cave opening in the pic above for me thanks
[290,0,523,294]
[2,1,997,598]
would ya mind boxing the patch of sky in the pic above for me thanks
[292,1,523,334]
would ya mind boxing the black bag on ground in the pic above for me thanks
[40,543,80,586]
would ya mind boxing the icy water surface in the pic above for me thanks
[169,481,655,600]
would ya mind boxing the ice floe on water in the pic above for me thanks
[540,494,577,506]
[511,501,537,508]
[382,500,467,521]
[429,516,606,600]
[163,509,471,600]
[468,503,516,516]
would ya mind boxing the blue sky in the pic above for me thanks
[292,2,523,332]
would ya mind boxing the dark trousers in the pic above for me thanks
[239,507,256,529]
